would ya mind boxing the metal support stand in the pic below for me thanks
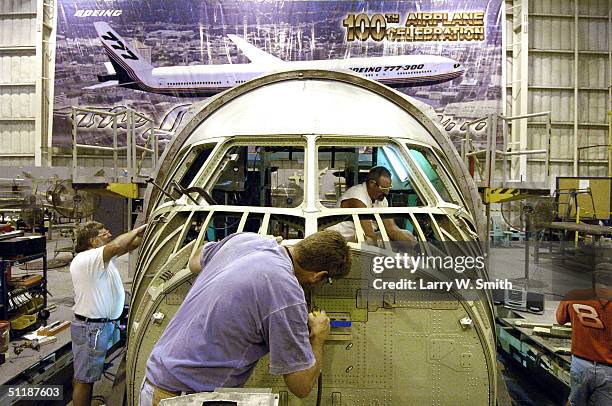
[463,111,552,189]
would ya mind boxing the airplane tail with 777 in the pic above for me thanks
[89,22,464,97]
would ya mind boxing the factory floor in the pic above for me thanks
[32,235,579,405]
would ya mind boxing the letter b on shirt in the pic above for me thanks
[572,304,604,329]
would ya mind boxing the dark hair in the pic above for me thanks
[294,230,352,279]
[74,221,105,253]
[367,166,392,182]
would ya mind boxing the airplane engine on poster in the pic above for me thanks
[126,69,495,405]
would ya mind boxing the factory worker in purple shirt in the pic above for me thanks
[140,230,352,405]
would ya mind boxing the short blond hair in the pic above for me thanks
[294,230,351,278]
[74,221,105,253]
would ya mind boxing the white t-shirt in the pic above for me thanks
[327,182,388,240]
[70,246,125,320]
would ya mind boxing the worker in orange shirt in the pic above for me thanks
[556,263,612,406]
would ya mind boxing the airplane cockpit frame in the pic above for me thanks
[127,69,496,405]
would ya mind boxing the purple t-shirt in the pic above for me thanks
[146,233,315,393]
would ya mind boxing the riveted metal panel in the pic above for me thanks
[127,69,496,406]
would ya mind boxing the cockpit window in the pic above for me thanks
[317,143,424,208]
[158,143,217,206]
[180,144,215,188]
[407,146,463,205]
[207,144,305,208]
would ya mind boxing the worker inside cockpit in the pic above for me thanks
[327,166,417,246]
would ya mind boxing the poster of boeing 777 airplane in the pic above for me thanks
[52,0,503,149]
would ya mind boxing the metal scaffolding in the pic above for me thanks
[71,107,159,184]
[461,111,552,190]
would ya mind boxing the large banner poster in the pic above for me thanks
[53,0,503,149]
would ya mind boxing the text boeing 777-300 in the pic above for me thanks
[88,22,464,97]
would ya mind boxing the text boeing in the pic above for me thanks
[74,10,122,17]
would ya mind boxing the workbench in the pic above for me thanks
[496,304,571,403]
[0,306,74,404]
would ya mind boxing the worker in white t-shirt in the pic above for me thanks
[69,221,147,406]
[328,166,416,245]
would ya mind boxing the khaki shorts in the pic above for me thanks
[139,378,182,406]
